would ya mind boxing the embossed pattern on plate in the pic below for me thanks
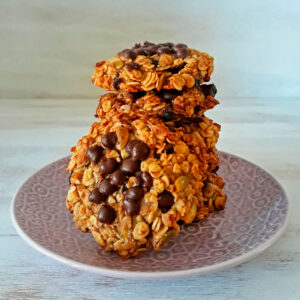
[12,152,289,279]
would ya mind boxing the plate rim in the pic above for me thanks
[10,151,291,279]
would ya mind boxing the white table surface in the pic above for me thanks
[1,98,299,300]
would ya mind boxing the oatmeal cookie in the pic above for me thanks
[92,41,214,92]
[96,84,218,119]
[66,111,226,258]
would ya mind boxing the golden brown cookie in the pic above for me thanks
[66,107,225,258]
[92,42,214,92]
[96,84,218,119]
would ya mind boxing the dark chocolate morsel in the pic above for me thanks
[88,188,106,204]
[143,41,155,47]
[124,186,144,202]
[110,169,126,186]
[99,179,116,195]
[99,158,118,175]
[162,90,180,100]
[118,49,137,60]
[141,172,153,188]
[201,84,217,97]
[101,132,118,149]
[134,174,143,186]
[131,141,150,161]
[168,63,186,74]
[162,108,173,122]
[153,152,160,159]
[132,43,141,49]
[165,143,174,154]
[121,158,140,174]
[158,190,174,208]
[125,140,139,154]
[123,199,140,216]
[162,42,175,47]
[144,45,159,55]
[133,48,146,56]
[173,43,187,50]
[112,73,121,90]
[126,62,140,70]
[98,204,116,224]
[86,145,103,164]
[157,46,172,55]
[175,47,189,59]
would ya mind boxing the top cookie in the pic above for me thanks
[92,42,214,92]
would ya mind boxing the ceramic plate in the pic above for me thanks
[11,152,289,279]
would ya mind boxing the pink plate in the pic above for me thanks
[11,152,289,279]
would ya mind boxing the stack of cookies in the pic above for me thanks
[66,42,226,258]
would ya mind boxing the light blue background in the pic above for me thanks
[1,0,299,99]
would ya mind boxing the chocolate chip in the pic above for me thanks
[174,47,189,59]
[98,204,116,224]
[143,41,155,47]
[99,158,117,175]
[133,48,146,56]
[173,43,187,50]
[118,49,137,60]
[124,186,144,202]
[112,73,121,90]
[121,158,140,174]
[141,172,153,188]
[162,90,180,100]
[110,170,126,186]
[212,165,219,174]
[127,91,146,101]
[165,143,174,154]
[132,43,141,49]
[123,199,140,216]
[162,42,174,47]
[101,132,117,149]
[154,152,160,159]
[126,62,140,70]
[99,179,116,195]
[157,46,172,55]
[158,191,174,208]
[131,141,150,161]
[201,84,217,97]
[144,45,159,56]
[168,63,186,74]
[86,145,103,164]
[134,174,143,186]
[174,117,192,128]
[162,108,173,122]
[125,140,139,154]
[88,188,106,204]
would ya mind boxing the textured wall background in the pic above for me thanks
[1,0,299,99]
